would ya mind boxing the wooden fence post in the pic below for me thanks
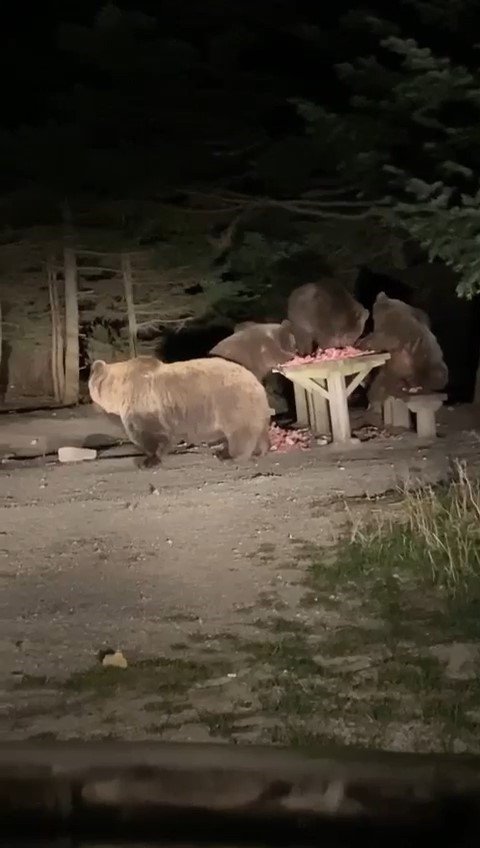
[61,201,79,405]
[121,252,138,357]
[62,244,79,404]
[47,257,65,402]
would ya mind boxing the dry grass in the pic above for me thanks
[344,461,480,596]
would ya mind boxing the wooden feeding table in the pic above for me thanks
[275,352,391,446]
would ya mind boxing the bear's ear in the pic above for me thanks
[90,359,106,377]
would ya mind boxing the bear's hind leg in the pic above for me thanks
[253,423,271,457]
[224,426,262,461]
[122,413,171,468]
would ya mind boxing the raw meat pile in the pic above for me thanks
[280,346,372,369]
[269,423,313,453]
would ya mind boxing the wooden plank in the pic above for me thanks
[385,398,411,429]
[63,245,79,405]
[276,352,391,382]
[345,366,370,398]
[326,371,351,443]
[47,257,65,403]
[307,386,330,435]
[306,377,330,401]
[293,383,309,427]
[121,252,138,358]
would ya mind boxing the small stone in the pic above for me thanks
[58,446,97,463]
[102,650,128,669]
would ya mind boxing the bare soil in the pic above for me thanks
[1,404,480,750]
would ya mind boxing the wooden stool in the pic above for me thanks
[383,397,411,429]
[405,393,447,439]
[382,393,446,438]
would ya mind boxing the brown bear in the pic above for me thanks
[288,278,368,355]
[209,320,296,382]
[88,355,271,468]
[359,293,448,403]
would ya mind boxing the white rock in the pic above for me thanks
[58,446,97,463]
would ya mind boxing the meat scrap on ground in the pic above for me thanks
[269,424,313,452]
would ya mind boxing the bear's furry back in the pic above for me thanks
[88,355,271,441]
[209,321,296,382]
[371,294,448,389]
[288,279,368,348]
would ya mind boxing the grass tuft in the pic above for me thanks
[339,461,480,596]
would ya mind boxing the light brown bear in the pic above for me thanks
[359,292,448,403]
[88,355,271,468]
[209,320,296,382]
[288,278,368,355]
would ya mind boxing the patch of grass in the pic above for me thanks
[377,654,444,693]
[144,723,169,735]
[258,542,276,554]
[14,675,49,689]
[143,698,189,713]
[332,463,480,597]
[302,465,480,651]
[245,542,277,564]
[197,710,243,739]
[436,596,480,642]
[245,633,321,677]
[256,591,289,611]
[62,657,231,698]
[27,731,58,741]
[289,538,324,559]
[262,616,311,635]
[165,612,200,623]
[321,625,388,655]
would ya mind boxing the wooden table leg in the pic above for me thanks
[293,383,309,427]
[326,371,351,444]
[307,388,330,436]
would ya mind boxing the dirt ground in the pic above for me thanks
[1,404,480,750]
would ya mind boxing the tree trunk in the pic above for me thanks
[121,252,138,357]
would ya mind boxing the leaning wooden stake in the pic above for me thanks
[47,257,65,402]
[61,201,80,405]
[121,252,138,357]
[62,244,79,404]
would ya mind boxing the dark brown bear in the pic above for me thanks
[88,355,271,468]
[287,279,368,355]
[209,320,296,382]
[359,293,448,403]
